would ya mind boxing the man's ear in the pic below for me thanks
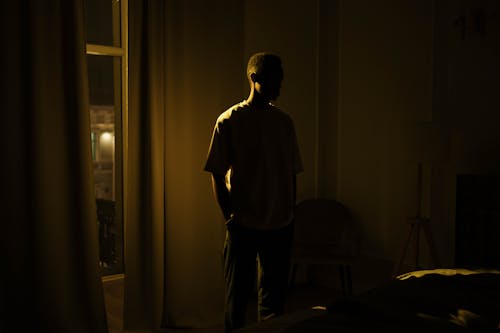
[250,72,258,83]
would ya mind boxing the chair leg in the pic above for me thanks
[289,263,298,288]
[345,264,352,296]
[338,264,347,297]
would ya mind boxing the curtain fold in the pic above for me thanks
[124,0,168,330]
[124,0,249,330]
[1,1,108,332]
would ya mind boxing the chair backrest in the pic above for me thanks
[293,198,359,256]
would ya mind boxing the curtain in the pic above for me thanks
[0,1,108,332]
[124,0,168,330]
[125,0,248,330]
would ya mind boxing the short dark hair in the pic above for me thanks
[246,52,282,79]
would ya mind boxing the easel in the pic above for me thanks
[393,163,441,277]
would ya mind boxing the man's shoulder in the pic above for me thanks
[268,104,294,124]
[216,101,248,123]
[270,104,289,115]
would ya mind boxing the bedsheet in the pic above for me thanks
[237,268,500,332]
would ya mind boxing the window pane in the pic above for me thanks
[88,55,124,275]
[84,0,121,47]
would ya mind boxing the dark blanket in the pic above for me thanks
[238,269,500,333]
[287,269,500,332]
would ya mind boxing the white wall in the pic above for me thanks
[430,0,500,266]
[335,0,500,267]
[161,0,500,326]
[336,0,434,260]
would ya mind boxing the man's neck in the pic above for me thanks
[246,91,270,108]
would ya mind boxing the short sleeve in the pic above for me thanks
[204,118,231,175]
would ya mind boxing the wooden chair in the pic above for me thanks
[289,198,359,296]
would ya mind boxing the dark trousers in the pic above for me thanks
[223,222,293,332]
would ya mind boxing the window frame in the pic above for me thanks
[85,0,128,278]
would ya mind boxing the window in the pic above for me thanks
[84,0,128,276]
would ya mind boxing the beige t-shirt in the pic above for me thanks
[204,101,303,230]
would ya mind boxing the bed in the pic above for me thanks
[237,268,500,332]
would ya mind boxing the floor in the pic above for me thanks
[102,275,125,332]
[103,280,340,333]
[102,256,396,333]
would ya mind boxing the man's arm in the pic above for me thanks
[211,173,232,221]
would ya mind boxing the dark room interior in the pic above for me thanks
[2,0,500,332]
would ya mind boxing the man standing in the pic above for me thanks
[204,52,303,332]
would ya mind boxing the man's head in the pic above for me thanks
[247,52,283,101]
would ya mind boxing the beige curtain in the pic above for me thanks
[124,0,249,330]
[124,0,168,330]
[1,1,108,332]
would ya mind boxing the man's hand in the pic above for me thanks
[211,173,232,221]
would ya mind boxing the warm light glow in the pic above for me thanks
[101,132,113,142]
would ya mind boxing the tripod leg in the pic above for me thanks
[393,223,416,277]
[422,221,441,268]
[415,223,421,269]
